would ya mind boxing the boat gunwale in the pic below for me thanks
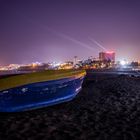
[0,70,86,91]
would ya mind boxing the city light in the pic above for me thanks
[120,60,127,66]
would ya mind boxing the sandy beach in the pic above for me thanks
[0,71,140,140]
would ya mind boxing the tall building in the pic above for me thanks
[99,51,115,62]
[74,56,78,65]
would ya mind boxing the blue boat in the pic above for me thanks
[0,70,86,112]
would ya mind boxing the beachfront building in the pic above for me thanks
[99,51,115,68]
[99,52,115,62]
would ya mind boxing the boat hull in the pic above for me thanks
[0,76,85,112]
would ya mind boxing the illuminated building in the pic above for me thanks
[99,51,115,62]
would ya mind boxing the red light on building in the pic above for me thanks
[106,51,114,54]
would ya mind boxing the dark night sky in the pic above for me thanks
[0,0,140,65]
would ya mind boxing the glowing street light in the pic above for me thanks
[120,60,127,66]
